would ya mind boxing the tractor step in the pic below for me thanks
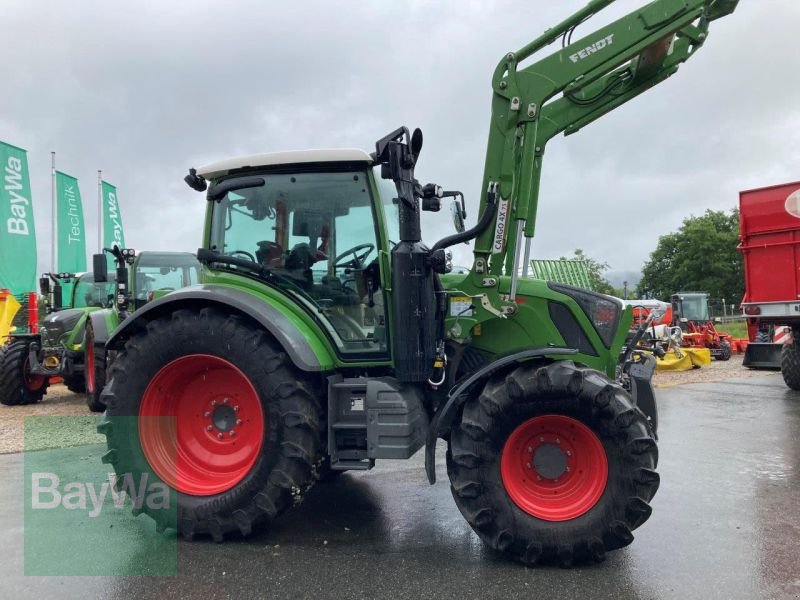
[327,376,429,471]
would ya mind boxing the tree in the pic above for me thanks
[636,209,743,303]
[559,249,617,295]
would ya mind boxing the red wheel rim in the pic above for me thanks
[139,354,264,496]
[500,414,608,521]
[85,334,95,393]
[23,357,46,391]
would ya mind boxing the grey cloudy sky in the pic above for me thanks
[3,0,798,285]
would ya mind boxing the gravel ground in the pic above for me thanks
[653,353,776,387]
[0,384,98,455]
[0,355,778,454]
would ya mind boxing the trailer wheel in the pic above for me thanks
[84,321,106,412]
[97,307,321,540]
[447,361,659,567]
[717,340,732,361]
[781,342,800,391]
[0,338,49,406]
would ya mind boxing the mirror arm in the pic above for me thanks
[430,191,498,253]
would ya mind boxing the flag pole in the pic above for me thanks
[51,152,56,273]
[97,170,102,253]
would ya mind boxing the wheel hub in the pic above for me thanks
[501,414,608,521]
[139,354,264,496]
[532,443,569,480]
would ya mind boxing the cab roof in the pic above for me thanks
[197,149,373,180]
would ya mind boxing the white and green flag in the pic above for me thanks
[55,171,87,273]
[101,181,125,256]
[0,141,37,294]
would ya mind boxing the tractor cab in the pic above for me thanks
[201,151,400,357]
[672,292,710,326]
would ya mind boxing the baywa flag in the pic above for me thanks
[55,172,87,273]
[101,181,125,259]
[0,141,37,294]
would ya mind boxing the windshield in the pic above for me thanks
[133,255,201,308]
[72,274,115,309]
[209,169,393,357]
[680,295,709,321]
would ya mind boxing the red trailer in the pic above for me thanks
[739,180,800,387]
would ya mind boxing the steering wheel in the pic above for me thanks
[229,250,256,262]
[334,243,375,270]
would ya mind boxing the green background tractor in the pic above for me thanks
[0,271,114,406]
[85,248,201,411]
[96,0,737,565]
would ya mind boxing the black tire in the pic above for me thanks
[447,361,659,567]
[97,307,322,540]
[0,338,49,406]
[716,340,732,361]
[83,321,106,412]
[781,343,800,391]
[63,373,86,394]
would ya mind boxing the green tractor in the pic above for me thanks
[84,247,201,411]
[96,0,737,565]
[0,271,115,406]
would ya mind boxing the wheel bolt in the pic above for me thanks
[234,406,239,412]
[566,450,572,456]
[526,463,531,469]
[536,475,542,481]
[565,467,570,472]
[539,436,544,442]
[556,438,561,444]
[236,419,242,426]
[211,400,217,406]
[223,398,229,404]
[206,425,213,432]
[204,411,210,418]
[229,430,236,437]
[527,446,533,453]
[217,433,223,440]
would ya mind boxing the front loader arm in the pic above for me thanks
[473,0,738,278]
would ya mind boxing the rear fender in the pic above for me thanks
[105,285,333,372]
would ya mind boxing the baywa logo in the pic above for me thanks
[31,471,170,518]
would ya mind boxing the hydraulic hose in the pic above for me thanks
[430,191,499,253]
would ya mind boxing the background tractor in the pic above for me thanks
[84,247,201,411]
[671,292,732,360]
[95,0,737,566]
[0,271,115,406]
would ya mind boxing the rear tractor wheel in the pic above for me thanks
[97,307,322,540]
[0,338,49,406]
[447,360,659,567]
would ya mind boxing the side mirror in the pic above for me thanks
[39,276,50,296]
[93,253,108,283]
[450,200,465,233]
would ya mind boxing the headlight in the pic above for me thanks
[548,283,622,348]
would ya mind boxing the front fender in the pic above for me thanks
[106,285,334,372]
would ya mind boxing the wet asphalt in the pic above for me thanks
[0,373,798,600]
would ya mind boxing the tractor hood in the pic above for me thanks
[41,308,85,346]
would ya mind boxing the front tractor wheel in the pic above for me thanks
[84,321,106,412]
[447,361,659,567]
[0,338,49,406]
[97,307,322,540]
